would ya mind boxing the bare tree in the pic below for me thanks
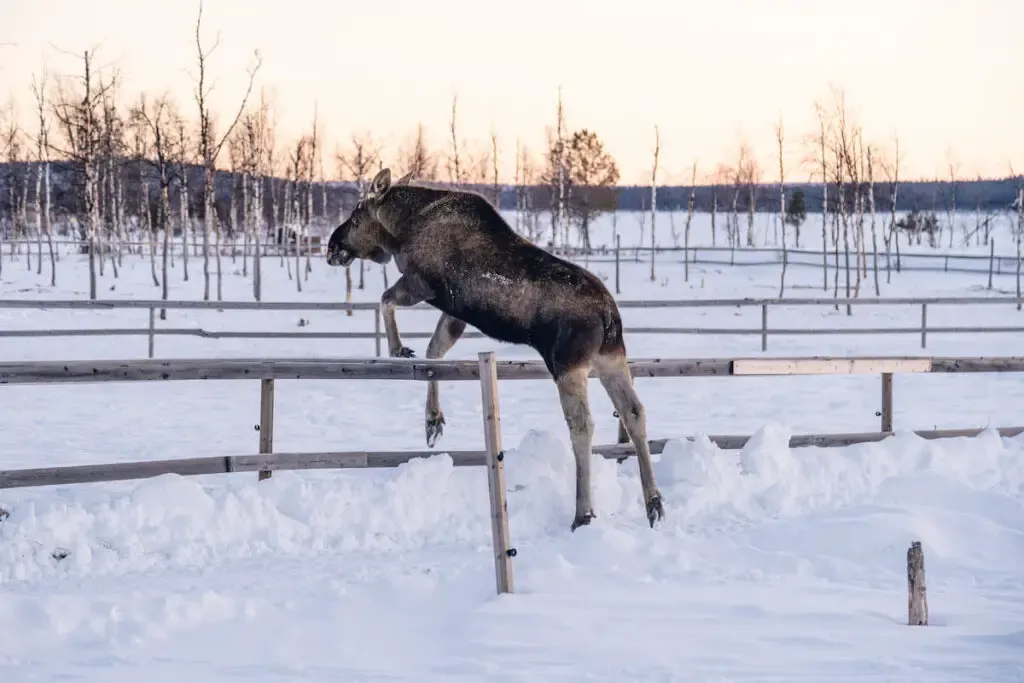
[777,116,788,297]
[447,93,463,187]
[882,133,901,282]
[1012,165,1023,311]
[305,104,319,279]
[649,125,659,280]
[2,99,27,273]
[129,104,157,286]
[238,91,272,301]
[490,128,500,208]
[683,161,697,282]
[192,0,262,301]
[132,93,178,318]
[173,115,191,281]
[867,144,880,295]
[946,150,959,248]
[399,122,438,180]
[812,102,830,291]
[99,85,125,277]
[30,68,56,285]
[50,48,118,299]
[550,87,567,248]
[338,131,381,291]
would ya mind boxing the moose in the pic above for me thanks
[326,168,664,531]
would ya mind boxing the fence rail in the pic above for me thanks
[3,352,1024,594]
[2,295,1023,357]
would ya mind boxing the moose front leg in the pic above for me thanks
[424,313,467,446]
[380,275,433,358]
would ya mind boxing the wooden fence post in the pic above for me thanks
[614,235,621,295]
[147,307,155,359]
[478,351,514,595]
[907,541,928,625]
[373,308,382,357]
[920,303,927,349]
[881,372,893,432]
[988,240,995,290]
[761,304,768,352]
[258,378,275,481]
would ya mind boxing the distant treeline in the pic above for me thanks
[603,178,1022,213]
[0,160,1019,230]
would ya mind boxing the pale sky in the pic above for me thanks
[2,0,1021,183]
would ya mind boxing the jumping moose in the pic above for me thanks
[326,168,664,530]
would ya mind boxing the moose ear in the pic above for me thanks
[367,168,391,199]
[394,170,414,186]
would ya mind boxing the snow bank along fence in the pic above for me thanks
[2,354,1024,596]
[2,295,1024,358]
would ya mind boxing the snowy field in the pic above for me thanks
[1,211,1023,681]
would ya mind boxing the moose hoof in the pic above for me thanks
[425,412,446,447]
[570,510,596,532]
[391,346,416,358]
[645,494,665,528]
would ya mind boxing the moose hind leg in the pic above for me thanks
[596,354,665,528]
[424,313,467,447]
[555,366,597,531]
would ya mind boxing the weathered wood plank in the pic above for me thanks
[907,541,928,625]
[479,351,514,595]
[0,358,420,384]
[3,426,1019,491]
[733,357,932,375]
[930,356,1024,372]
[4,355,1022,387]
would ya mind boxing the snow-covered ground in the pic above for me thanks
[1,214,1023,681]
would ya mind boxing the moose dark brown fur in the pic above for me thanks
[326,168,664,530]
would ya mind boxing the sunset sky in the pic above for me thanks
[2,0,1021,184]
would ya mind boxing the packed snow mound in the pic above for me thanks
[1,427,1022,585]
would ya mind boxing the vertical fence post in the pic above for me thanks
[920,303,927,349]
[881,372,893,432]
[988,240,995,290]
[760,303,768,352]
[147,307,156,359]
[907,541,928,625]
[478,351,514,595]
[614,235,621,295]
[373,308,382,358]
[258,378,275,481]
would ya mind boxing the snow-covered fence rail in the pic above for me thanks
[2,295,1024,357]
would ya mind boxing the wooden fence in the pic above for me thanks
[2,353,1024,593]
[2,295,1024,358]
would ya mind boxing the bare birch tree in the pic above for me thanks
[132,93,177,317]
[649,125,659,280]
[50,48,117,299]
[447,93,463,187]
[683,161,697,282]
[776,117,788,297]
[192,0,261,301]
[30,68,56,285]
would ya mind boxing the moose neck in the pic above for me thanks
[374,186,447,240]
